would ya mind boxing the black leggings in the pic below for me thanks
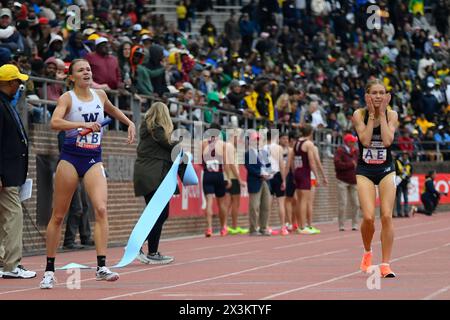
[144,190,170,254]
[416,194,439,216]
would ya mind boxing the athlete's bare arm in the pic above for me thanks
[352,108,374,148]
[305,140,320,187]
[97,90,136,144]
[313,145,328,186]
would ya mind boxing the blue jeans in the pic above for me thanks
[396,183,409,216]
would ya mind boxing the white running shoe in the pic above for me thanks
[136,249,151,264]
[145,252,174,265]
[96,266,119,281]
[2,265,36,279]
[40,271,56,289]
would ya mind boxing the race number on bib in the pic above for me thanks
[362,148,387,164]
[294,155,303,169]
[76,132,102,149]
[206,159,220,172]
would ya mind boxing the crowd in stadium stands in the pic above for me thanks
[1,0,449,160]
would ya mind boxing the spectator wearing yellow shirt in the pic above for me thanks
[242,79,274,125]
[176,1,188,32]
[416,113,435,134]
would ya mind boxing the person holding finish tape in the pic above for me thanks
[133,102,183,264]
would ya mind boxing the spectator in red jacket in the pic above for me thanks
[397,128,414,157]
[85,37,123,90]
[334,133,360,231]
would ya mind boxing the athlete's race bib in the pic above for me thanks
[76,132,102,149]
[362,147,387,164]
[294,155,303,169]
[206,159,220,172]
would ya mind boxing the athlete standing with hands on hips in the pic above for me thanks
[40,59,136,289]
[353,79,398,278]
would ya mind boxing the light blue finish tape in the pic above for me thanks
[58,151,198,270]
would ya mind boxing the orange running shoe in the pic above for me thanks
[360,251,372,273]
[205,228,212,237]
[380,264,396,278]
[220,227,228,236]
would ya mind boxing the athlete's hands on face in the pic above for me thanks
[379,93,391,114]
[364,94,375,115]
[127,122,136,144]
[84,122,102,132]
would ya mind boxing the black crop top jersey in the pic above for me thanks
[356,110,394,171]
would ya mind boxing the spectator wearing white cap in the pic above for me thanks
[0,8,20,53]
[140,34,153,66]
[132,23,142,37]
[85,37,124,90]
[43,33,68,61]
[226,79,246,111]
[11,2,27,21]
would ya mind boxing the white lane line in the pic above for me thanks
[423,286,450,300]
[162,293,244,297]
[260,235,450,300]
[422,243,450,300]
[100,249,348,300]
[275,219,446,250]
[0,250,259,296]
[3,216,449,298]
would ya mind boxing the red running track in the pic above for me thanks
[1,212,449,300]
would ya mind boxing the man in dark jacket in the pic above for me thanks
[147,44,169,97]
[245,132,271,236]
[334,133,360,231]
[0,64,36,279]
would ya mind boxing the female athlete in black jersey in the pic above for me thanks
[353,79,398,278]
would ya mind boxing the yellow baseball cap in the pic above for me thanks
[0,64,29,82]
[87,33,100,41]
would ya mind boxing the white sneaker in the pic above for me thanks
[40,271,56,289]
[145,252,174,265]
[96,266,119,282]
[0,267,3,278]
[2,265,36,279]
[136,249,151,264]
